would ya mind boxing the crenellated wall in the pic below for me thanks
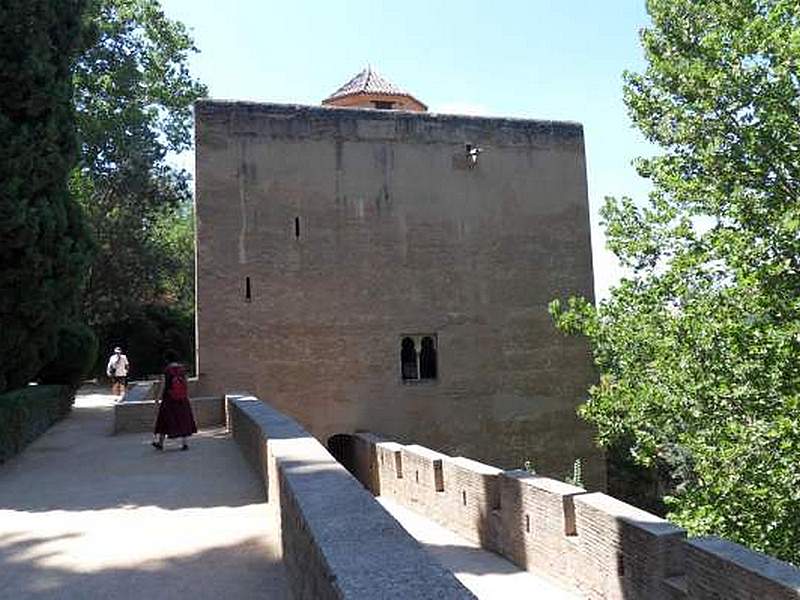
[350,432,800,600]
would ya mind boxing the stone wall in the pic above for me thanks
[195,100,604,488]
[113,396,225,434]
[226,394,474,599]
[351,432,800,600]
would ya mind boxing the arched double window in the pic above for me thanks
[400,334,437,381]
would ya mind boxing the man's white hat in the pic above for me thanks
[114,346,122,353]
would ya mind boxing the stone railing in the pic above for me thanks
[225,394,474,600]
[349,432,800,600]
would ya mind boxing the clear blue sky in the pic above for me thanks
[161,0,655,299]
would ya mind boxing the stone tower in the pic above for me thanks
[194,71,604,489]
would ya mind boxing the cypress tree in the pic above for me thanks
[0,1,93,392]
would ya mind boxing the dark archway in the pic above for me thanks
[327,434,357,476]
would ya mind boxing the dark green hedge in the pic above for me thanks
[39,321,98,387]
[0,385,74,464]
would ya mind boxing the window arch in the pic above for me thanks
[419,336,437,379]
[400,334,437,381]
[401,337,418,380]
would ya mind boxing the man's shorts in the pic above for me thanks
[112,375,127,386]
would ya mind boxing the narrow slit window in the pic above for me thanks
[294,216,301,239]
[433,460,444,492]
[245,277,252,302]
[525,514,531,533]
[462,490,467,506]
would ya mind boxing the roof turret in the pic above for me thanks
[322,66,427,112]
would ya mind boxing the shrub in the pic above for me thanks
[38,321,98,387]
[0,385,74,463]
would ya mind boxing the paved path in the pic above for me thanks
[378,497,582,600]
[0,390,288,600]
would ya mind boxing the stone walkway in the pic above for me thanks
[378,497,582,600]
[0,390,288,600]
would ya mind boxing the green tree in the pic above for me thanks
[0,0,94,393]
[73,0,205,333]
[71,0,205,374]
[152,201,196,315]
[551,0,800,563]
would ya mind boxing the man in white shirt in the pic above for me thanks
[107,347,130,397]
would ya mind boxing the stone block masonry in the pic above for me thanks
[349,430,800,600]
[686,538,800,600]
[498,471,590,586]
[226,394,475,599]
[195,99,605,489]
[571,493,686,600]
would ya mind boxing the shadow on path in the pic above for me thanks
[0,393,261,512]
[0,390,288,599]
[0,531,287,600]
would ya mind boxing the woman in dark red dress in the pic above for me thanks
[152,350,197,451]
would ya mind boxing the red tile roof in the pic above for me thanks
[323,66,426,108]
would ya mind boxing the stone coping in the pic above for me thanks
[227,394,474,599]
[196,100,584,147]
[689,537,800,590]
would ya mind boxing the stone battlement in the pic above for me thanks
[226,392,800,599]
[347,431,800,600]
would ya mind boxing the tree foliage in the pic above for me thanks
[0,0,94,393]
[551,0,800,563]
[73,0,205,331]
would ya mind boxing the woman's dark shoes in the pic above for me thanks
[180,444,189,451]
[151,441,163,451]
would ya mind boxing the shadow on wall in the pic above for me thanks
[334,431,525,581]
[327,434,357,476]
[0,532,288,599]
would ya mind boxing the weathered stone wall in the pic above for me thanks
[113,396,224,434]
[441,456,503,548]
[350,431,382,495]
[195,100,603,488]
[497,470,589,585]
[686,538,800,600]
[350,432,800,600]
[571,492,686,600]
[226,394,475,599]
